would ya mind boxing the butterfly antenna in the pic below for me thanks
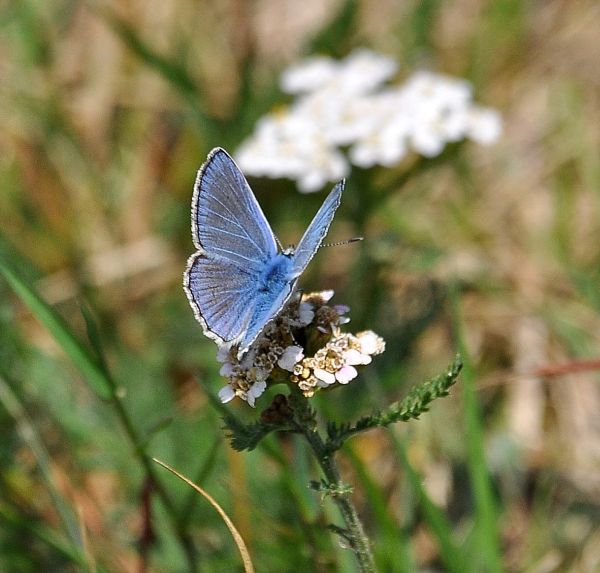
[275,235,285,250]
[320,237,363,248]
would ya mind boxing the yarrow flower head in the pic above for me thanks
[215,291,385,407]
[235,49,502,192]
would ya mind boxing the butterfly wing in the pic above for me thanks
[291,180,344,277]
[184,148,279,346]
[237,255,298,355]
[192,148,278,270]
[235,179,344,354]
[184,254,255,345]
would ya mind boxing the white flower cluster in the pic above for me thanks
[216,296,315,407]
[281,330,385,397]
[216,291,385,407]
[235,49,502,192]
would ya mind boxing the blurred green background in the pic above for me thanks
[1,1,600,571]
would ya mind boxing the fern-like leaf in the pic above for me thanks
[325,355,462,452]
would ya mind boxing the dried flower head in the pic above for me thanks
[216,291,385,406]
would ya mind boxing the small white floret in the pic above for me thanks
[246,380,267,408]
[314,368,336,386]
[336,365,358,384]
[218,385,236,403]
[278,346,304,371]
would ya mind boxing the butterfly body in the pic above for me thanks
[184,148,343,357]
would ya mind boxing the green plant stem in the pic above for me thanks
[299,423,377,573]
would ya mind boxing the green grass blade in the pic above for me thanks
[409,0,440,58]
[178,437,222,528]
[96,8,197,96]
[308,0,358,57]
[0,260,113,400]
[0,374,82,549]
[79,301,109,372]
[449,284,504,573]
[92,4,218,140]
[346,444,414,573]
[389,432,464,573]
[0,502,111,573]
[12,0,53,68]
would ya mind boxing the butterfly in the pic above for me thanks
[183,148,344,358]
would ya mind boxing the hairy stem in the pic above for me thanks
[294,400,377,573]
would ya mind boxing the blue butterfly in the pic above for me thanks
[184,148,344,358]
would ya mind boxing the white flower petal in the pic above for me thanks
[320,290,335,302]
[298,170,327,193]
[336,365,358,384]
[240,352,255,370]
[246,380,267,407]
[278,345,304,371]
[314,368,336,386]
[219,363,234,377]
[357,331,385,355]
[298,302,315,326]
[410,126,445,157]
[336,49,398,95]
[216,345,231,363]
[467,107,502,144]
[357,331,378,354]
[218,386,236,403]
[344,349,364,366]
[280,56,338,94]
[234,53,500,189]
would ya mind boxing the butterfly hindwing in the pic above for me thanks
[238,275,298,352]
[184,254,256,345]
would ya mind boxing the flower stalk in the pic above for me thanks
[214,291,462,570]
[290,393,377,572]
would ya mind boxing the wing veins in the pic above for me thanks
[203,206,244,229]
[208,226,258,244]
[196,287,249,297]
[202,294,255,324]
[203,206,260,250]
[210,247,263,264]
[205,196,264,254]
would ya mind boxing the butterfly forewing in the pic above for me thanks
[193,148,278,271]
[291,180,344,277]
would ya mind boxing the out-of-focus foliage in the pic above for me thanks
[1,1,600,571]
